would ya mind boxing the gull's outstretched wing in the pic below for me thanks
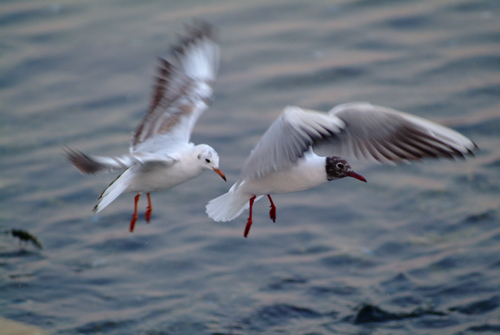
[131,21,220,155]
[313,102,477,164]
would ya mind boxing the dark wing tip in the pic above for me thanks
[172,20,218,57]
[185,19,218,43]
[64,147,102,175]
[471,140,480,152]
[463,142,479,158]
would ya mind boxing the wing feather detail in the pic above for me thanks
[65,147,136,175]
[239,106,344,181]
[312,102,477,163]
[131,21,220,154]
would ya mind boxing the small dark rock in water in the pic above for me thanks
[9,229,42,249]
[464,210,496,223]
[354,305,404,324]
[466,324,500,332]
[353,304,446,324]
[449,296,499,315]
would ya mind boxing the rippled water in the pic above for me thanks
[1,0,499,334]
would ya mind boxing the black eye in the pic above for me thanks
[336,163,344,169]
[205,159,211,163]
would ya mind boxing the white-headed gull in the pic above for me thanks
[206,103,477,237]
[67,21,226,232]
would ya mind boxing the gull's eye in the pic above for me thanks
[205,158,211,163]
[336,162,344,169]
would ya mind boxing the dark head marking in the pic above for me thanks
[326,156,367,182]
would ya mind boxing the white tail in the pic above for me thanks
[93,169,133,214]
[206,184,259,222]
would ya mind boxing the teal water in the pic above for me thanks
[1,0,499,334]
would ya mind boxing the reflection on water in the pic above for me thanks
[1,0,499,334]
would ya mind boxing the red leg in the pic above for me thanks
[129,194,140,232]
[267,195,276,222]
[145,193,152,223]
[243,196,256,238]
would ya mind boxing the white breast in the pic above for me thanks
[125,147,203,193]
[238,153,327,196]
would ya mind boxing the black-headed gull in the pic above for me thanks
[206,103,477,237]
[67,21,226,232]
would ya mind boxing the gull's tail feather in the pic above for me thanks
[93,169,132,214]
[206,185,258,222]
[65,147,135,175]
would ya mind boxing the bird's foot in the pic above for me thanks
[145,206,152,223]
[130,194,141,232]
[129,214,138,232]
[244,196,257,238]
[267,195,276,222]
[145,193,152,223]
[244,218,253,238]
[269,206,276,223]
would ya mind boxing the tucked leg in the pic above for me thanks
[267,194,276,222]
[129,194,141,232]
[243,196,257,238]
[145,193,152,223]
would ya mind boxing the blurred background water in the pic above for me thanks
[1,0,499,334]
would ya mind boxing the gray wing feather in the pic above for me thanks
[131,21,220,154]
[313,102,477,164]
[239,106,344,181]
[65,148,136,175]
[66,148,177,176]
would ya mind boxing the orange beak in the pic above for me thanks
[213,168,227,181]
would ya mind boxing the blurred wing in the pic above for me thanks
[66,147,177,176]
[131,21,220,155]
[65,147,136,175]
[239,106,345,181]
[313,102,478,164]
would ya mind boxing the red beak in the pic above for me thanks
[347,171,367,183]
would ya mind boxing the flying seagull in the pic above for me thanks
[68,21,226,232]
[206,102,477,237]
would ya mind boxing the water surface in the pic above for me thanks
[1,0,499,334]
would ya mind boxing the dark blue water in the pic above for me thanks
[1,0,499,334]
